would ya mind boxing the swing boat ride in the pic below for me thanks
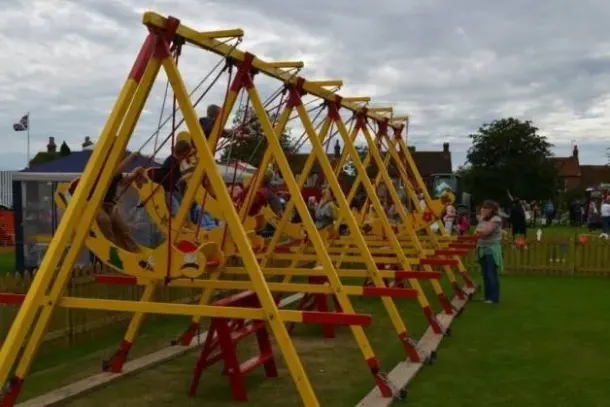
[0,12,480,407]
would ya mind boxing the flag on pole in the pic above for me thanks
[13,114,29,132]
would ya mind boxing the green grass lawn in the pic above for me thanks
[12,275,610,407]
[0,250,15,274]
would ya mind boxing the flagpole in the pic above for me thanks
[27,112,30,168]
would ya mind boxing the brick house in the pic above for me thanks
[550,145,581,192]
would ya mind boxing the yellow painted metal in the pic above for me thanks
[267,61,304,69]
[355,123,450,300]
[309,80,343,87]
[376,131,465,289]
[11,54,164,380]
[393,133,473,279]
[142,12,401,130]
[0,39,154,385]
[123,277,381,297]
[198,28,244,39]
[162,52,319,406]
[343,96,371,102]
[291,101,414,344]
[332,118,434,309]
[390,115,409,122]
[368,107,393,113]
[0,12,436,406]
[245,83,381,366]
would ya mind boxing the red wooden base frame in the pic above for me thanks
[189,291,278,401]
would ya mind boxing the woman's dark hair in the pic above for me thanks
[481,200,499,220]
[174,140,192,155]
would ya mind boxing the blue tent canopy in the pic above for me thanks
[20,150,157,174]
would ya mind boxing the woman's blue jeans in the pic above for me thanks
[479,254,500,303]
[602,216,610,234]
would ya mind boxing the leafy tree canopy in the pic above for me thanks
[219,106,293,167]
[461,117,557,205]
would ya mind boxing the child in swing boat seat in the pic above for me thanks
[475,200,503,304]
[93,152,144,252]
[150,139,193,215]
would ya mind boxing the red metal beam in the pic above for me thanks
[449,243,476,250]
[434,249,469,256]
[362,287,419,298]
[95,275,138,285]
[394,271,442,279]
[0,293,25,305]
[420,258,459,266]
[457,235,479,242]
[301,311,372,327]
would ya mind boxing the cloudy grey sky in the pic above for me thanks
[2,0,610,171]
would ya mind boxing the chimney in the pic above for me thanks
[47,137,57,153]
[572,144,579,158]
[443,142,450,153]
[82,136,94,150]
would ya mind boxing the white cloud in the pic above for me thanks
[1,0,610,171]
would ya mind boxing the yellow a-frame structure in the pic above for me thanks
[0,12,451,407]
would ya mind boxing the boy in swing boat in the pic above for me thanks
[69,152,145,252]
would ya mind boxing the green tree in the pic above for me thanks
[59,141,71,156]
[219,106,293,167]
[461,118,556,206]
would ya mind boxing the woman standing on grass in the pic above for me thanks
[475,200,503,304]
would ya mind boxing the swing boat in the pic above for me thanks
[0,12,479,407]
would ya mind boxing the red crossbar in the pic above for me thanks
[96,275,138,285]
[362,287,419,298]
[394,271,442,279]
[457,235,479,241]
[0,293,25,305]
[420,258,459,266]
[214,290,257,307]
[435,249,469,256]
[301,311,372,327]
[449,243,476,249]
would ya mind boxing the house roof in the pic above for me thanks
[550,155,580,177]
[288,153,340,174]
[409,150,452,177]
[287,148,452,178]
[579,165,610,188]
[20,150,158,174]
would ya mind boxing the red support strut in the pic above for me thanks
[189,291,278,401]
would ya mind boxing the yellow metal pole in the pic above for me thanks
[184,104,294,336]
[379,131,465,296]
[394,132,475,287]
[334,114,447,332]
[12,56,163,381]
[358,123,454,315]
[0,32,159,390]
[294,96,420,360]
[246,79,389,386]
[162,49,319,406]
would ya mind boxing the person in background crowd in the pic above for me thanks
[601,197,610,234]
[543,200,555,226]
[150,140,193,215]
[457,212,470,236]
[509,197,527,240]
[475,200,503,304]
[314,187,338,229]
[587,199,600,231]
[443,200,456,234]
[75,152,144,252]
